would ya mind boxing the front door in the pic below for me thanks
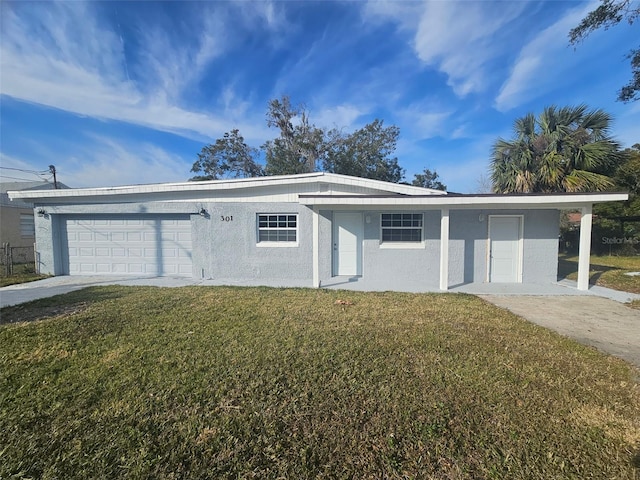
[488,216,523,283]
[333,212,363,276]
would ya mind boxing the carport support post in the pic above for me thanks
[312,207,320,288]
[577,204,593,291]
[440,208,449,291]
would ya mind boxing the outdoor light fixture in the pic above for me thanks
[37,208,46,217]
[199,208,207,217]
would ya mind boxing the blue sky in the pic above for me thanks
[1,0,638,193]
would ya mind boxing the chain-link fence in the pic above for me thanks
[1,243,37,276]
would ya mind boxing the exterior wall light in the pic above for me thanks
[37,209,46,217]
[199,208,207,217]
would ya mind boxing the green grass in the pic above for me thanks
[0,263,48,287]
[559,254,640,294]
[0,273,48,287]
[1,286,639,479]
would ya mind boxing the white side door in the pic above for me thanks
[488,216,523,283]
[333,212,363,276]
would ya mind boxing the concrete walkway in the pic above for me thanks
[1,276,639,368]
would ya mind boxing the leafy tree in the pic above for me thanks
[570,0,640,102]
[323,119,404,183]
[615,144,640,194]
[490,105,621,193]
[263,96,325,175]
[412,168,447,191]
[191,129,263,181]
[191,95,407,183]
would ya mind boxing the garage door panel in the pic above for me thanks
[65,216,192,277]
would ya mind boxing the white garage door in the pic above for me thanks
[65,216,192,276]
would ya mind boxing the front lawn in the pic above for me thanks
[1,286,638,479]
[558,254,640,294]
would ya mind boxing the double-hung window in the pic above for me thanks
[257,214,298,245]
[380,213,423,244]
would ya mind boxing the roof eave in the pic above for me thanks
[7,172,444,201]
[299,192,629,208]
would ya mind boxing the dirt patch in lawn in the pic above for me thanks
[0,302,90,325]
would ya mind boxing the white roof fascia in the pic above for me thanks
[299,192,629,209]
[7,172,444,202]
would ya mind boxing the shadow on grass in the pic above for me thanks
[0,286,128,325]
[557,255,616,284]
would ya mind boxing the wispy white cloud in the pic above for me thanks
[0,1,272,143]
[314,104,364,131]
[2,134,193,188]
[365,0,528,97]
[65,136,192,187]
[397,106,451,140]
[494,3,594,111]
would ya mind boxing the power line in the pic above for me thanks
[0,174,52,182]
[0,166,50,174]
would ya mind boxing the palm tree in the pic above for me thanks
[490,105,621,193]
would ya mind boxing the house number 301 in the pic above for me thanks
[220,215,233,222]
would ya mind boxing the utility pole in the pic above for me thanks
[49,165,58,189]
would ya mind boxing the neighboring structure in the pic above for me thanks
[1,181,67,264]
[8,173,627,291]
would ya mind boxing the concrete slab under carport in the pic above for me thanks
[323,276,639,303]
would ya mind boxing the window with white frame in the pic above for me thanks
[20,214,35,238]
[257,214,298,243]
[381,213,423,243]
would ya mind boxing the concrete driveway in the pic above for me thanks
[0,275,196,308]
[480,295,640,368]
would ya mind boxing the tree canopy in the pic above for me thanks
[570,0,640,102]
[490,105,621,193]
[192,95,425,185]
[412,168,447,191]
[323,120,404,183]
[190,129,263,181]
[614,144,640,194]
[263,97,325,176]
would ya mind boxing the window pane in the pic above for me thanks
[380,213,423,243]
[257,214,298,243]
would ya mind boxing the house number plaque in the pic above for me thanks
[220,215,233,222]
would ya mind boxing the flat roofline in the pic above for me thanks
[299,192,629,208]
[300,191,629,199]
